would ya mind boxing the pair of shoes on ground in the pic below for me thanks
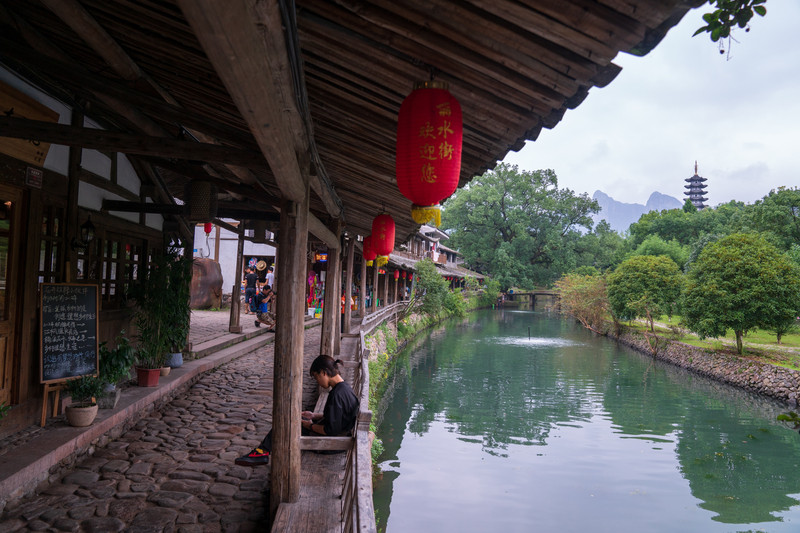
[255,320,260,327]
[235,447,270,466]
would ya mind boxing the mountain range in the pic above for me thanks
[592,190,682,233]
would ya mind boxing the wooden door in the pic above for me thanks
[0,184,22,405]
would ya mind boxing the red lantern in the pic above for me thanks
[394,270,400,280]
[372,214,395,267]
[401,271,407,279]
[203,222,213,234]
[409,274,413,282]
[363,235,377,267]
[396,81,463,227]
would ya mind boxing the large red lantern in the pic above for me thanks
[396,80,462,227]
[394,270,400,280]
[401,271,407,280]
[372,214,395,267]
[363,235,377,267]
[203,222,213,234]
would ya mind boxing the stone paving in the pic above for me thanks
[0,311,323,532]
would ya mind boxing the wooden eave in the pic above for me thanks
[0,0,701,245]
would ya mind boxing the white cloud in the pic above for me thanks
[503,2,800,208]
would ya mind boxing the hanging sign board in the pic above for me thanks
[40,283,99,383]
[0,81,59,166]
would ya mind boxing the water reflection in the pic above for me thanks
[374,309,800,532]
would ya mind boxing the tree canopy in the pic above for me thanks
[441,163,599,289]
[607,255,683,332]
[682,233,800,353]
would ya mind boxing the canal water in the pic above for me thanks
[372,309,800,533]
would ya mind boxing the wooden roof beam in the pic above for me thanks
[0,116,266,168]
[179,0,343,219]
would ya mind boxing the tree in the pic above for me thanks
[682,199,697,213]
[745,187,800,251]
[682,233,800,354]
[694,0,767,56]
[555,272,610,334]
[413,258,451,316]
[607,255,683,332]
[630,235,689,270]
[442,163,599,288]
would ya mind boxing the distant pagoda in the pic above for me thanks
[684,161,708,210]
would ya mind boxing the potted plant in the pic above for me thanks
[165,254,193,369]
[129,251,193,386]
[64,375,104,426]
[98,332,135,408]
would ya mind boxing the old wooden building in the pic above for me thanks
[0,0,701,516]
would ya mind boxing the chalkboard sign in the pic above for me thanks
[40,283,99,383]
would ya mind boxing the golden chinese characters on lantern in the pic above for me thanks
[396,80,463,227]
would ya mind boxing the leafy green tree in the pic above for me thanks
[694,0,767,43]
[573,220,626,272]
[607,255,683,332]
[555,272,610,334]
[682,199,698,213]
[413,258,451,316]
[630,235,689,270]
[745,187,800,251]
[442,163,598,289]
[682,233,800,354]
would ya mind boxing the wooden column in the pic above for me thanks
[393,273,398,304]
[359,252,367,317]
[229,229,244,333]
[371,262,379,313]
[343,238,355,333]
[271,190,309,514]
[383,268,389,308]
[64,106,83,281]
[320,222,341,356]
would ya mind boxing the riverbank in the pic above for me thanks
[612,329,800,407]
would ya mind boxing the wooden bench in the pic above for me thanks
[299,360,363,451]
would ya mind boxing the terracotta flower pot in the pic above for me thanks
[136,367,160,387]
[65,403,98,427]
[160,366,171,377]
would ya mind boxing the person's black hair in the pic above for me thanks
[310,354,343,377]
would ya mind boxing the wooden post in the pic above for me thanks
[371,262,379,313]
[383,267,389,308]
[229,228,244,333]
[64,106,83,281]
[393,272,398,304]
[343,238,354,333]
[320,221,341,356]
[359,251,367,317]
[271,190,309,515]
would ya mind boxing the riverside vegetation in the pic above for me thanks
[365,258,500,464]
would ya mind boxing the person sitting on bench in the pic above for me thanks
[236,354,359,466]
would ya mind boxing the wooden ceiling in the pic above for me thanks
[0,0,701,245]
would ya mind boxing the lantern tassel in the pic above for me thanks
[411,204,442,227]
[367,260,374,267]
[376,256,389,267]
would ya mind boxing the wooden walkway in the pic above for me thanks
[270,334,362,532]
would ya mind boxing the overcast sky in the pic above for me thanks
[502,1,799,208]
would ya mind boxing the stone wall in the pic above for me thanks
[614,331,800,407]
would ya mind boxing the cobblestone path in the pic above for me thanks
[0,325,322,533]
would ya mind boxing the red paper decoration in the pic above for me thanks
[372,214,395,267]
[394,270,400,280]
[363,235,377,267]
[401,271,407,279]
[396,81,462,227]
[203,222,213,234]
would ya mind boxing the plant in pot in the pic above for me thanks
[98,332,135,408]
[64,374,104,427]
[165,254,193,369]
[129,251,193,385]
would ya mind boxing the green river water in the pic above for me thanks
[372,308,800,533]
